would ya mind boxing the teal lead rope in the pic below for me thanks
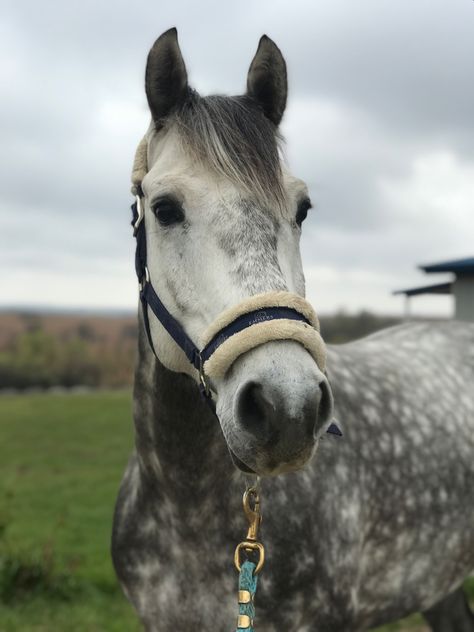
[234,486,264,630]
[236,560,258,630]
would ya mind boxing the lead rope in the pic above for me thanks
[234,482,264,631]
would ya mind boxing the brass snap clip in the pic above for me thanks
[234,487,265,574]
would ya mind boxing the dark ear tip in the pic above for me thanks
[158,27,178,42]
[145,27,187,125]
[258,34,278,50]
[247,34,287,127]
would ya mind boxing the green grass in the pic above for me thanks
[0,391,140,631]
[0,392,471,631]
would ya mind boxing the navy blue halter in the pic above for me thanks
[131,192,341,437]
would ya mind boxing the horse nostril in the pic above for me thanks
[235,376,333,446]
[236,381,273,443]
[315,379,333,434]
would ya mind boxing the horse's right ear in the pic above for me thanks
[145,28,188,128]
[246,35,287,126]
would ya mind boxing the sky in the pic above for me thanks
[1,0,473,316]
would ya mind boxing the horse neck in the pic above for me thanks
[132,311,236,502]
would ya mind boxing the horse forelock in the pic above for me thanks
[165,91,286,209]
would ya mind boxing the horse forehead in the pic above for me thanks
[143,128,305,214]
[144,158,289,223]
[144,138,231,200]
[143,135,204,193]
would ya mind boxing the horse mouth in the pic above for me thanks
[228,448,256,474]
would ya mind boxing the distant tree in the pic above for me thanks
[320,310,401,344]
[0,330,101,389]
[19,313,42,333]
[0,330,58,388]
[76,322,97,342]
[56,337,101,387]
[120,324,137,340]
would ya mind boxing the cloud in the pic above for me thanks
[0,0,473,315]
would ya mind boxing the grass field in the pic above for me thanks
[0,391,140,631]
[0,392,468,631]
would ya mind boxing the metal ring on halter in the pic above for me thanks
[139,266,150,291]
[234,541,265,574]
[198,354,211,397]
[133,195,144,236]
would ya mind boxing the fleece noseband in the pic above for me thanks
[130,140,341,436]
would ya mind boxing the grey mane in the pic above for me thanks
[167,91,286,208]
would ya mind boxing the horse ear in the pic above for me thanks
[145,27,188,127]
[246,35,287,126]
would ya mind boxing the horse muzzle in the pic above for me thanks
[215,339,334,476]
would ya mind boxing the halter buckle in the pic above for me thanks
[133,195,144,236]
[198,355,211,398]
[139,266,150,291]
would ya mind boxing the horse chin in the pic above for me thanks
[228,441,319,477]
[228,448,256,474]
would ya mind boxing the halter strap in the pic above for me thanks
[201,307,312,365]
[132,195,202,368]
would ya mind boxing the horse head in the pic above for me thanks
[134,28,334,476]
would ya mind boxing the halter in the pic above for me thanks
[131,188,341,437]
[130,131,340,434]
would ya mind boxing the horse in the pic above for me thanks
[112,28,474,631]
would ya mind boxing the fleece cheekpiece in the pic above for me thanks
[199,291,326,380]
[131,136,148,194]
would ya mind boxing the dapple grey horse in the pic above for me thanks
[112,28,474,631]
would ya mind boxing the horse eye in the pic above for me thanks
[296,198,312,226]
[151,197,185,226]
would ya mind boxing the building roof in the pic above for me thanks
[393,281,453,297]
[419,257,474,275]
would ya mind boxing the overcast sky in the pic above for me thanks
[1,0,473,316]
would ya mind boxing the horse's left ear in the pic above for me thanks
[145,27,188,128]
[246,35,287,126]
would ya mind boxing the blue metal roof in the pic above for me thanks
[393,281,453,297]
[419,257,474,275]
